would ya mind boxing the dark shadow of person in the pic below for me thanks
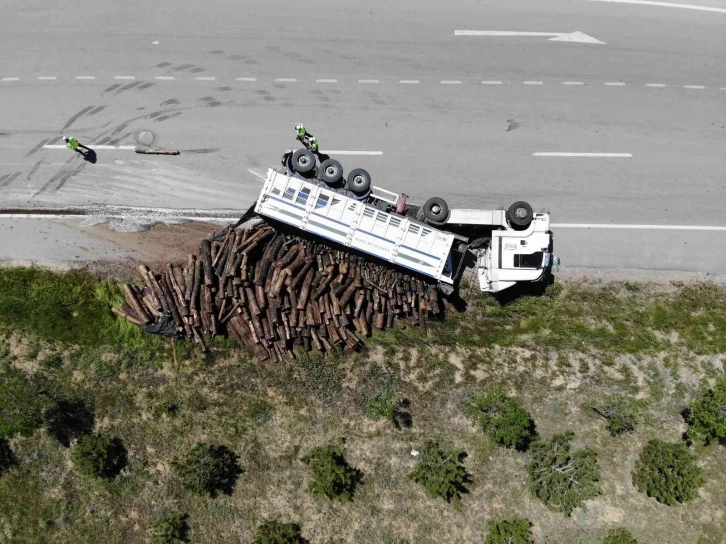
[79,148,96,164]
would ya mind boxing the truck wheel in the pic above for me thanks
[346,168,372,194]
[507,201,533,229]
[422,197,450,224]
[292,148,316,174]
[319,159,343,185]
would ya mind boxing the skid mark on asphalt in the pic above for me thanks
[109,132,132,145]
[62,106,95,130]
[26,161,43,181]
[111,123,128,135]
[53,162,88,193]
[190,67,205,73]
[154,62,172,68]
[215,86,232,92]
[0,172,22,189]
[160,98,181,106]
[172,63,195,72]
[366,91,386,105]
[102,83,122,94]
[34,158,79,196]
[155,112,183,122]
[25,138,53,158]
[87,105,107,116]
[310,89,331,103]
[255,89,276,102]
[208,49,224,55]
[115,81,141,95]
[137,82,156,91]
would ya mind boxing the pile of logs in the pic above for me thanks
[114,220,446,362]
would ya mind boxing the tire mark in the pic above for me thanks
[53,162,87,193]
[61,106,95,130]
[87,105,107,116]
[208,49,224,55]
[155,62,172,68]
[137,82,156,91]
[35,168,70,196]
[160,98,180,106]
[115,81,141,95]
[26,161,43,181]
[95,136,113,145]
[181,148,219,154]
[111,123,128,135]
[102,83,121,94]
[0,172,22,189]
[25,138,52,158]
[172,63,194,72]
[190,67,205,73]
[0,132,11,137]
[215,86,232,92]
[154,112,183,123]
[108,132,132,145]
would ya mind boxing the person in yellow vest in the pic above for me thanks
[63,136,91,155]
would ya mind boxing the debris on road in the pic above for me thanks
[134,147,180,155]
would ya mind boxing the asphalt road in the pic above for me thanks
[0,0,724,275]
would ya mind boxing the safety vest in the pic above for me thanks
[66,137,79,150]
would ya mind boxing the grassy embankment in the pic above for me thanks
[0,267,724,543]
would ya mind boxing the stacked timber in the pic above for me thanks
[115,220,445,362]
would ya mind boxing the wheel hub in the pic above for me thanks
[515,207,527,218]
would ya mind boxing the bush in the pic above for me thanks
[602,527,638,544]
[0,374,49,438]
[72,432,127,479]
[172,443,242,497]
[468,392,536,451]
[44,399,95,447]
[301,445,363,502]
[366,390,412,429]
[0,438,17,476]
[407,440,471,502]
[148,513,190,544]
[528,432,601,515]
[591,396,638,436]
[485,518,533,544]
[684,379,726,446]
[252,520,308,544]
[632,439,704,505]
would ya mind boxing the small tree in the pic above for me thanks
[528,432,601,515]
[468,392,536,451]
[590,396,638,436]
[0,375,49,438]
[253,520,308,544]
[301,445,363,502]
[148,513,190,544]
[602,527,638,544]
[485,518,533,544]
[172,443,242,497]
[0,438,17,476]
[684,379,726,446]
[71,433,127,479]
[44,399,95,447]
[407,440,471,502]
[632,439,704,505]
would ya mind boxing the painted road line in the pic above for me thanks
[194,76,216,81]
[275,78,297,82]
[76,76,96,80]
[358,79,380,84]
[684,85,705,89]
[455,30,605,44]
[523,81,544,85]
[154,76,175,80]
[589,0,726,14]
[113,76,135,80]
[604,82,626,86]
[43,145,137,150]
[553,223,726,231]
[646,83,667,87]
[481,80,503,85]
[236,77,257,81]
[399,80,420,84]
[441,80,462,84]
[38,76,57,80]
[316,79,338,83]
[533,152,632,157]
[2,77,20,81]
[324,150,384,156]
[562,81,585,85]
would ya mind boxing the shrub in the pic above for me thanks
[148,513,189,544]
[301,445,363,502]
[252,520,307,544]
[44,399,95,447]
[528,432,601,515]
[0,438,17,476]
[632,439,704,505]
[0,374,49,438]
[684,379,726,446]
[366,390,412,429]
[591,396,638,436]
[407,440,471,502]
[172,443,242,497]
[468,392,536,451]
[602,527,638,544]
[72,433,127,479]
[485,518,533,544]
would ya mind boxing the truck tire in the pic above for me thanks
[318,159,343,185]
[292,148,316,174]
[422,197,450,224]
[506,201,533,229]
[346,168,372,195]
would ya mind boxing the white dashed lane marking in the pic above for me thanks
[604,82,626,86]
[534,152,633,157]
[481,80,503,85]
[316,79,338,83]
[358,79,380,84]
[38,76,57,80]
[523,81,544,85]
[75,76,96,80]
[155,76,175,80]
[274,78,297,82]
[399,80,420,84]
[683,85,705,89]
[194,76,216,81]
[2,77,20,81]
[562,81,584,85]
[646,83,667,87]
[440,80,462,84]
[554,223,726,231]
[235,77,257,82]
[113,76,135,80]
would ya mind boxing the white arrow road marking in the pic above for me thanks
[533,152,632,157]
[553,223,726,231]
[589,0,726,14]
[455,30,605,44]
